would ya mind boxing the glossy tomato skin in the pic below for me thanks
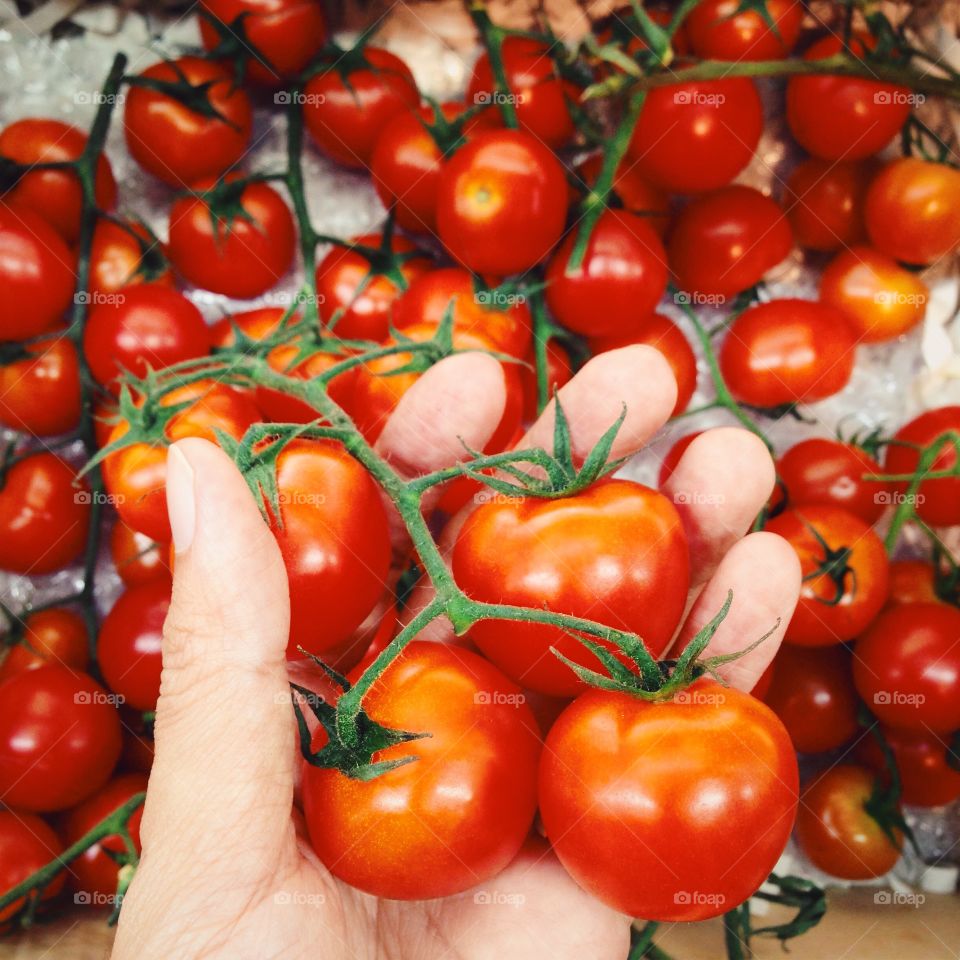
[262,340,357,422]
[720,299,856,407]
[0,665,121,812]
[0,204,75,341]
[0,453,90,575]
[786,35,911,161]
[110,521,170,587]
[436,129,568,276]
[853,603,960,734]
[452,479,690,697]
[303,641,541,900]
[658,430,703,486]
[0,118,116,243]
[89,219,173,296]
[124,57,253,186]
[576,153,671,236]
[885,406,960,527]
[796,765,901,880]
[668,186,793,299]
[0,811,64,922]
[628,76,763,194]
[766,505,888,647]
[865,158,960,265]
[685,0,803,60]
[885,559,940,608]
[303,48,419,168]
[83,284,212,389]
[545,210,668,338]
[540,681,798,921]
[0,331,81,436]
[168,176,296,298]
[0,608,87,682]
[61,773,147,901]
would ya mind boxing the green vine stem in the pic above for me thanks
[468,0,520,128]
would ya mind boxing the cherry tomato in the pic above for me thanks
[520,338,573,421]
[658,430,703,486]
[0,330,81,436]
[453,479,690,697]
[0,453,90,575]
[766,505,888,647]
[0,118,116,244]
[545,210,668,338]
[576,153,671,236]
[210,305,285,347]
[685,0,803,61]
[303,47,419,168]
[110,521,170,587]
[668,186,793,299]
[0,812,63,922]
[0,608,87,682]
[303,641,541,899]
[853,603,960,734]
[124,56,253,186]
[261,339,357,422]
[720,299,857,407]
[795,765,901,880]
[540,680,798,921]
[0,665,121,811]
[885,559,940,608]
[436,129,568,276]
[168,175,296,298]
[89,219,173,297]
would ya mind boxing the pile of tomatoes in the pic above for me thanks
[1,0,960,936]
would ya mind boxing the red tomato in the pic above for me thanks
[777,437,890,526]
[668,186,793,299]
[0,609,87,682]
[436,129,568,275]
[0,812,64,922]
[124,57,253,186]
[796,765,901,880]
[685,0,803,60]
[0,330,81,436]
[627,75,763,194]
[767,505,888,646]
[658,430,703,486]
[576,153,671,236]
[540,681,798,921]
[89,219,173,296]
[168,176,296,298]
[0,118,116,244]
[520,338,573,421]
[884,406,960,527]
[786,35,911,161]
[720,299,857,407]
[0,453,90,575]
[886,559,940,608]
[853,603,960,734]
[864,158,960,265]
[762,645,859,753]
[261,340,356,422]
[303,641,541,899]
[452,479,690,697]
[61,773,147,902]
[545,210,668,338]
[0,204,75,341]
[210,305,285,347]
[0,665,121,812]
[303,48,419,168]
[83,284,212,389]
[110,521,170,587]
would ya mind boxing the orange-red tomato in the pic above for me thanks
[110,521,170,587]
[885,559,941,608]
[0,812,64,922]
[685,0,803,60]
[89,219,173,296]
[0,608,88,682]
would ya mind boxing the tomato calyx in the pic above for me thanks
[100,215,170,287]
[176,174,264,246]
[798,519,857,607]
[124,63,243,130]
[196,9,272,87]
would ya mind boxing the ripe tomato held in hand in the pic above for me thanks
[0,608,87,682]
[658,430,703,486]
[302,641,541,900]
[685,0,803,61]
[540,681,799,921]
[452,479,690,697]
[89,219,173,296]
[885,559,940,608]
[0,812,64,922]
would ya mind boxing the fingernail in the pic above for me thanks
[167,444,196,555]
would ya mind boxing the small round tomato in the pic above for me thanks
[61,773,147,901]
[884,406,960,528]
[762,645,859,754]
[0,118,116,244]
[627,75,763,194]
[786,35,911,161]
[796,765,902,880]
[83,284,212,389]
[720,299,857,407]
[864,157,960,266]
[540,681,798,921]
[0,330,80,436]
[0,665,121,812]
[89,219,173,296]
[545,210,668,338]
[168,176,296,298]
[668,186,793,299]
[453,480,690,697]
[303,47,419,168]
[0,204,75,341]
[0,812,64,922]
[436,129,568,276]
[766,505,888,646]
[520,338,574,421]
[0,608,87,682]
[885,559,940,608]
[110,521,170,587]
[658,430,703,486]
[303,641,541,900]
[124,56,253,186]
[777,437,890,526]
[0,453,90,575]
[576,153,671,236]
[685,0,803,60]
[853,603,960,734]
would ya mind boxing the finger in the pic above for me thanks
[661,427,776,584]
